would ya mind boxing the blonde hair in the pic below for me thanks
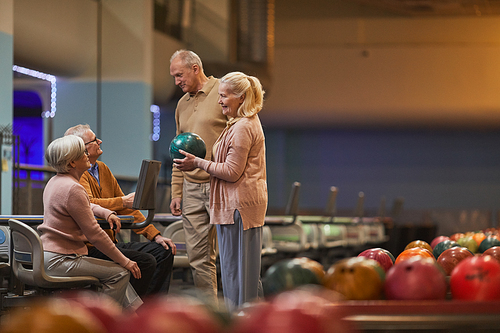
[220,72,264,118]
[45,135,86,173]
[64,124,90,139]
[170,49,204,72]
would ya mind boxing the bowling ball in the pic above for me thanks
[482,246,500,263]
[357,248,394,272]
[404,240,433,253]
[449,233,465,241]
[484,228,499,237]
[293,257,326,281]
[395,247,434,264]
[436,246,474,276]
[385,256,447,300]
[380,248,396,263]
[455,236,479,254]
[0,297,105,333]
[323,257,384,300]
[478,235,500,253]
[59,291,122,333]
[433,240,460,259]
[263,259,322,297]
[116,295,222,333]
[472,232,487,246]
[430,236,450,249]
[232,288,359,333]
[169,132,206,160]
[450,255,500,301]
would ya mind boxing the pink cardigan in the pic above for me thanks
[39,173,130,267]
[197,115,268,230]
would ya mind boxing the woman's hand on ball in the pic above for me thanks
[173,150,197,171]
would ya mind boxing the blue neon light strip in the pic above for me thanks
[12,65,57,118]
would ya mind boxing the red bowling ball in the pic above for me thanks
[357,248,394,272]
[114,295,222,333]
[436,246,474,276]
[385,256,447,300]
[231,289,359,333]
[482,246,500,263]
[450,255,500,301]
[430,236,450,250]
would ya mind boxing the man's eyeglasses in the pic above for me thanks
[84,149,89,156]
[85,137,99,145]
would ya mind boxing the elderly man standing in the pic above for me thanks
[169,50,227,301]
[65,124,176,297]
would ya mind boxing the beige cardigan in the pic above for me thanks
[196,115,267,230]
[39,173,130,268]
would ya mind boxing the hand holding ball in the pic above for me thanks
[169,132,206,160]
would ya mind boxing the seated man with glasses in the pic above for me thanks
[64,124,176,297]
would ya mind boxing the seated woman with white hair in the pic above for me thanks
[38,135,142,308]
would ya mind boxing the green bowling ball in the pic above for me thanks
[433,240,460,259]
[479,236,500,253]
[262,259,322,297]
[169,132,206,160]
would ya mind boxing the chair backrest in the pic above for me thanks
[163,220,189,267]
[8,219,99,289]
[0,225,10,264]
[130,159,162,229]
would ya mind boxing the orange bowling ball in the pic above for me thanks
[396,247,434,264]
[323,257,384,300]
[404,240,433,253]
[472,232,487,246]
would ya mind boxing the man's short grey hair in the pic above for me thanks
[170,49,204,72]
[45,135,86,173]
[64,124,91,139]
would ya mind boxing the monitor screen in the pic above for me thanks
[133,159,162,210]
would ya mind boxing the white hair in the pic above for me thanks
[170,49,204,71]
[45,135,86,173]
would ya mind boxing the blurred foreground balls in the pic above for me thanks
[60,290,122,333]
[169,132,206,160]
[115,294,223,333]
[231,289,359,333]
[1,297,106,333]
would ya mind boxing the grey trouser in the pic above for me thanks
[217,209,263,313]
[182,180,218,301]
